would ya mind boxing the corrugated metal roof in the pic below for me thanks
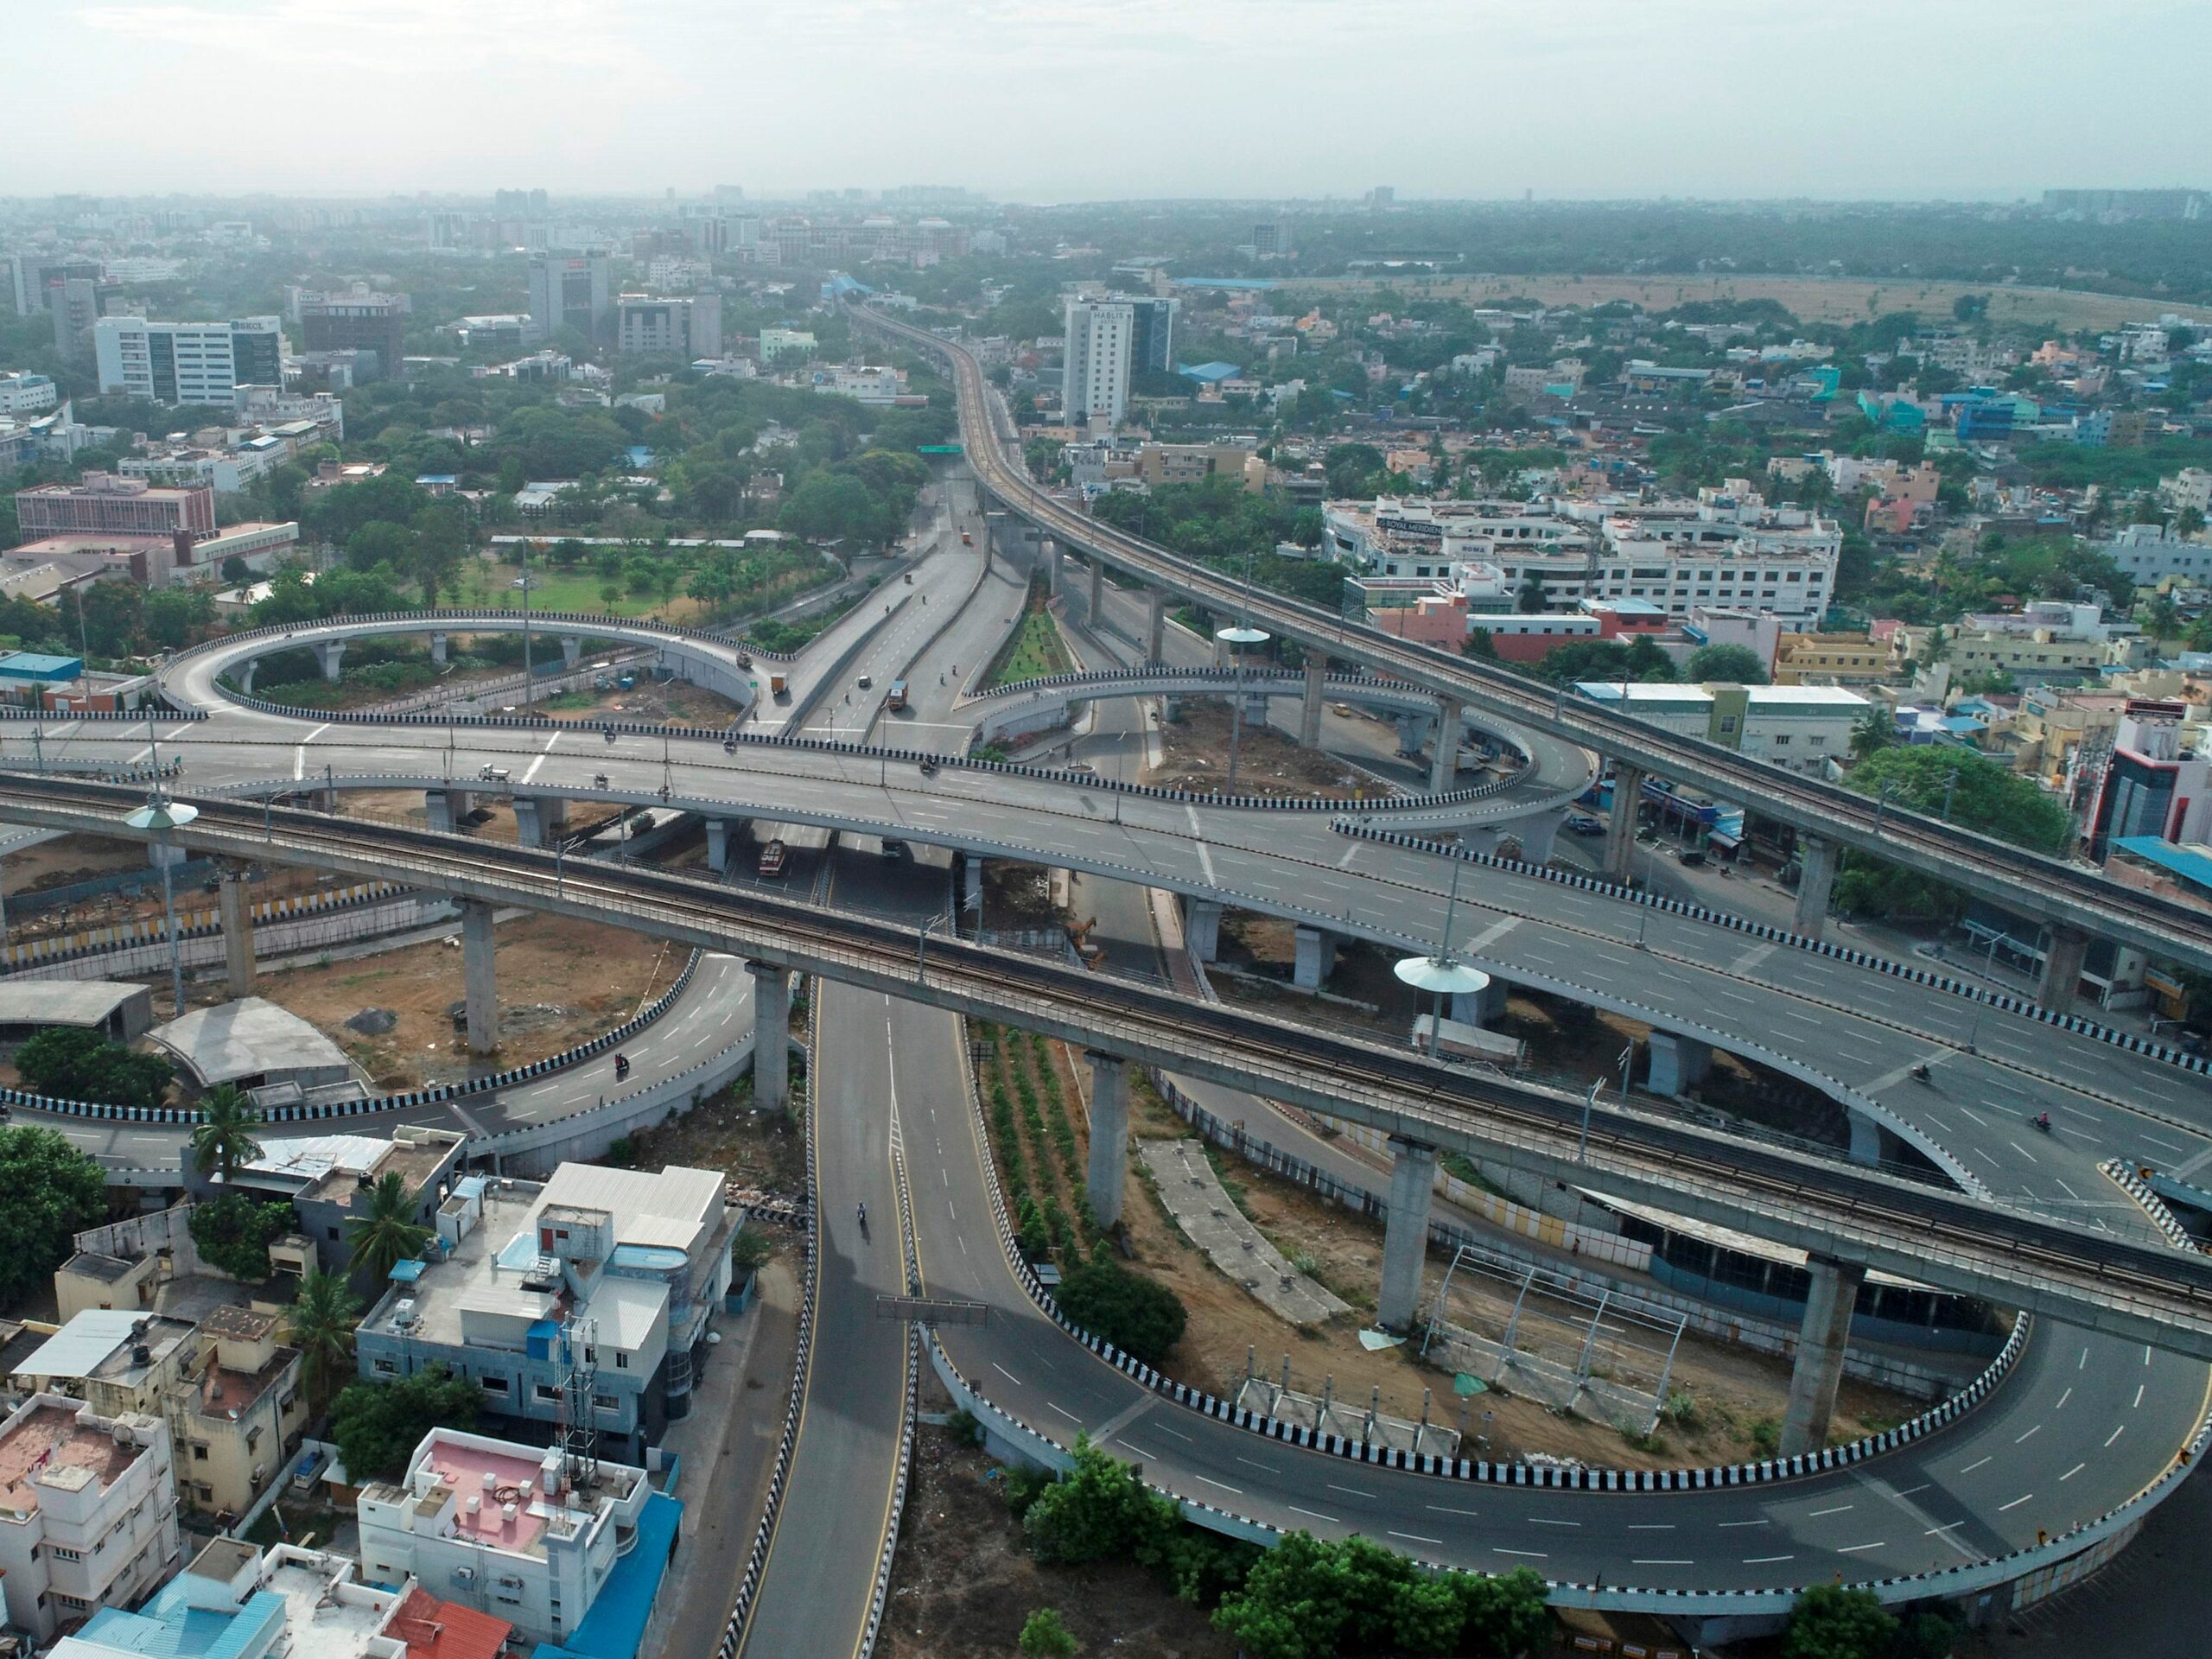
[15,1310,143,1380]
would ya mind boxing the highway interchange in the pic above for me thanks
[4,435,2211,1643]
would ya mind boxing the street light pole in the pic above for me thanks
[1577,1078,1599,1164]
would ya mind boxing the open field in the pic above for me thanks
[1283,272,2198,332]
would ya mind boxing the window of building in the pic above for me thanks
[192,1446,209,1462]
[373,1358,398,1376]
[594,1393,620,1411]
[1717,716,1738,734]
[614,1352,629,1370]
[53,1548,81,1562]
[480,1376,510,1395]
[536,1384,560,1403]
[1772,734,1791,746]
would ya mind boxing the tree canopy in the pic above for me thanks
[331,1364,480,1482]
[1053,1262,1187,1366]
[16,1027,172,1109]
[0,1128,109,1306]
[1834,747,2073,920]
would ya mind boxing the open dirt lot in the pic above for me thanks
[1283,271,2188,332]
[247,912,684,1090]
[877,1425,1236,1659]
[1145,702,1371,802]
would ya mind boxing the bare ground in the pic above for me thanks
[1145,702,1372,802]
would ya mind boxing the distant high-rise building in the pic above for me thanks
[715,184,746,203]
[297,291,408,379]
[93,315,285,405]
[616,292,722,358]
[52,276,103,360]
[494,188,550,217]
[2042,188,2205,221]
[1064,298,1135,426]
[527,251,613,342]
[6,254,102,318]
[1124,296,1179,376]
[1251,219,1290,257]
[1368,185,1395,209]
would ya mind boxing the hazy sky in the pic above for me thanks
[11,0,2211,202]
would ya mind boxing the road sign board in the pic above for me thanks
[874,1294,990,1326]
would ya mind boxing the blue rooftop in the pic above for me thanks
[526,1491,681,1659]
[1171,277,1277,291]
[0,652,83,681]
[73,1583,286,1659]
[2113,836,2212,895]
[1178,361,1241,384]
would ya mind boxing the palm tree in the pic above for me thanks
[289,1268,362,1411]
[190,1085,263,1185]
[1850,707,1898,761]
[345,1172,433,1285]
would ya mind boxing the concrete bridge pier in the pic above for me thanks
[313,640,347,683]
[430,632,448,665]
[1646,1033,1712,1098]
[1085,1051,1130,1229]
[2039,924,2091,1013]
[1378,1137,1440,1332]
[1088,556,1103,620]
[706,819,732,874]
[1299,658,1327,747]
[561,636,583,671]
[1395,711,1434,759]
[1292,925,1338,989]
[236,660,257,695]
[962,855,983,913]
[748,962,791,1115]
[1847,1109,1888,1168]
[1451,976,1509,1027]
[1603,765,1645,884]
[512,797,567,849]
[1429,697,1465,793]
[218,862,256,997]
[1793,835,1839,939]
[1779,1256,1866,1458]
[1045,538,1063,599]
[1511,813,1560,867]
[1145,590,1166,663]
[423,789,470,835]
[1183,897,1223,963]
[461,899,499,1053]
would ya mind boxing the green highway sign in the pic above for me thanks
[918,443,964,454]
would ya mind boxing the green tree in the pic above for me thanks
[289,1268,363,1411]
[1023,1436,1180,1567]
[345,520,411,573]
[16,1026,173,1109]
[1452,1567,1552,1657]
[188,1192,294,1280]
[0,1128,110,1306]
[143,588,214,651]
[1850,708,1897,760]
[330,1364,480,1481]
[1052,1262,1186,1366]
[1834,747,2072,919]
[1683,642,1768,684]
[190,1084,264,1184]
[1018,1607,1078,1658]
[1781,1584,1897,1659]
[345,1171,434,1284]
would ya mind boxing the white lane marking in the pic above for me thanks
[1808,1503,1853,1517]
[1047,1403,1081,1423]
[1118,1441,1161,1462]
[1960,1456,1993,1473]
[1427,1503,1480,1517]
[2080,1346,2090,1370]
[294,721,330,779]
[1185,805,1217,886]
[2061,1463,2086,1481]
[1326,1484,1374,1499]
[1197,1476,1242,1496]
[1998,1494,2034,1512]
[1837,1541,1888,1554]
[2139,1131,2189,1153]
[1389,1530,1443,1546]
[1288,1504,1338,1524]
[1156,1423,1193,1444]
[1717,1519,1770,1529]
[2134,1384,2146,1408]
[992,1363,1020,1386]
[1742,1554,1795,1565]
[2005,1140,2038,1165]
[2107,1426,2126,1447]
[1526,1517,1581,1528]
[1236,1457,1273,1473]
[1633,1558,1694,1566]
[2015,1425,2042,1444]
[1492,1548,1546,1559]
[1924,1522,1965,1535]
[1625,1523,1676,1531]
[2056,1389,2073,1409]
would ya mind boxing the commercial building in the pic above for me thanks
[93,316,286,406]
[0,1394,181,1642]
[1134,442,1263,493]
[1574,682,1868,773]
[358,1427,678,1649]
[758,327,816,361]
[354,1163,735,1461]
[1771,632,1891,686]
[16,473,217,539]
[297,291,409,380]
[528,252,613,343]
[808,364,908,405]
[2086,712,2212,861]
[1063,297,1135,427]
[0,370,59,413]
[615,293,721,358]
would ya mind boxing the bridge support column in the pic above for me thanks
[237,660,257,695]
[2039,924,2091,1013]
[1145,590,1166,663]
[1300,658,1327,747]
[1645,1033,1711,1098]
[1088,556,1103,620]
[1084,1051,1130,1229]
[1182,897,1222,963]
[748,962,791,1116]
[1293,925,1337,989]
[1512,813,1560,867]
[430,632,448,666]
[218,862,256,997]
[313,640,346,683]
[424,790,467,835]
[1780,1256,1866,1459]
[1379,1137,1439,1332]
[1451,976,1509,1027]
[1395,712,1433,759]
[1847,1109,1885,1169]
[962,855,983,913]
[1603,765,1645,884]
[561,636,582,670]
[1045,538,1062,599]
[1793,836,1839,940]
[705,819,732,874]
[461,899,499,1053]
[1429,697,1464,793]
[512,797,565,849]
[147,841,187,870]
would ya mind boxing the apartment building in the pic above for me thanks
[527,251,613,342]
[16,474,217,540]
[1064,297,1134,426]
[358,1427,677,1649]
[2103,523,2212,587]
[354,1164,734,1461]
[615,292,722,358]
[0,1395,181,1643]
[1771,632,1891,686]
[93,316,285,406]
[1135,442,1264,493]
[759,327,816,361]
[0,371,59,414]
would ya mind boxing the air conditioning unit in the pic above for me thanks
[453,1567,476,1586]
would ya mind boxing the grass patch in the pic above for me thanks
[983,603,1075,688]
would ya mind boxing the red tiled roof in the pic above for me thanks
[391,1587,511,1659]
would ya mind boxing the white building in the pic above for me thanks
[358,1427,666,1648]
[93,316,286,407]
[810,365,909,405]
[1573,682,1867,773]
[1063,297,1135,427]
[0,371,60,414]
[615,293,722,358]
[2104,523,2212,587]
[758,327,816,362]
[0,1394,181,1642]
[2163,467,2212,517]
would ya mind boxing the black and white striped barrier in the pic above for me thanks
[2099,1159,2204,1254]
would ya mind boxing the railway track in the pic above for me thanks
[14,772,2212,1357]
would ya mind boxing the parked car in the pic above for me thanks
[1676,848,1707,867]
[1563,814,1606,836]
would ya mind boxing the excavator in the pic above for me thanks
[1065,914,1106,969]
